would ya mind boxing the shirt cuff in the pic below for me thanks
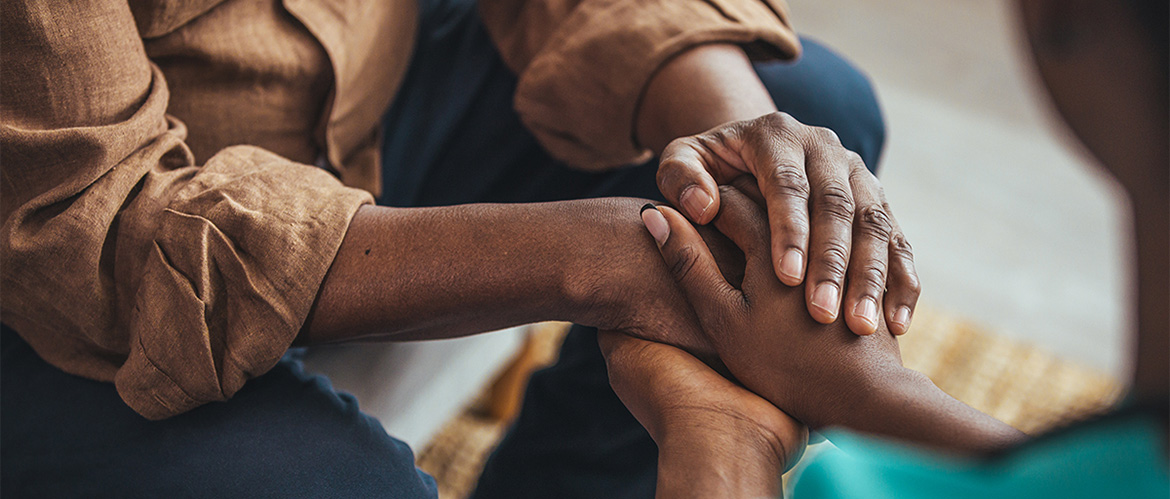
[114,146,372,420]
[513,0,802,169]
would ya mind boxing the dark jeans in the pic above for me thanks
[0,0,884,496]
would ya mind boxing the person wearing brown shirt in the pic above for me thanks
[1,0,914,495]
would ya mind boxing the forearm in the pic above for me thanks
[829,365,1027,455]
[636,44,776,154]
[299,198,649,344]
[656,434,783,499]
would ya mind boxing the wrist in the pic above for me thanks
[657,429,785,498]
[783,357,917,430]
[844,365,1027,454]
[561,198,715,355]
[558,197,660,326]
[844,365,936,424]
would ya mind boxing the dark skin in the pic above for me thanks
[300,43,921,350]
[300,197,711,354]
[295,43,920,496]
[601,321,807,498]
[639,46,920,335]
[636,191,1025,450]
[606,0,1169,495]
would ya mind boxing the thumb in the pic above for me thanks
[640,204,741,328]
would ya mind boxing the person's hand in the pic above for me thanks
[598,330,807,498]
[560,197,751,361]
[639,187,905,428]
[656,113,920,336]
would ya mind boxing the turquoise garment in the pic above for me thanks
[791,410,1169,498]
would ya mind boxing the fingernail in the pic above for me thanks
[853,297,878,332]
[640,204,670,245]
[779,249,804,284]
[680,186,714,221]
[810,283,839,320]
[892,306,911,333]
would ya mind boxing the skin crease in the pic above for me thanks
[295,41,922,495]
[300,45,786,352]
[636,192,1024,450]
[636,45,921,336]
[301,196,746,362]
[296,41,924,495]
[608,1,1169,495]
[599,327,807,498]
[302,43,922,349]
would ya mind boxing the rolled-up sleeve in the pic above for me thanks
[479,0,802,170]
[1,0,372,419]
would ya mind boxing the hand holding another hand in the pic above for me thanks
[640,185,906,429]
[599,329,807,498]
[656,113,920,336]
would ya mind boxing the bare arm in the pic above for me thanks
[599,329,806,499]
[298,198,712,357]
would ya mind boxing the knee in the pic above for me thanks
[755,38,887,173]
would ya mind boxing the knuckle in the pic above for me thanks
[776,216,810,241]
[760,111,796,129]
[810,126,842,145]
[901,273,923,296]
[891,235,923,295]
[845,151,875,178]
[655,159,684,185]
[818,241,850,279]
[669,244,700,282]
[756,113,806,144]
[663,136,691,153]
[696,130,727,150]
[843,150,866,169]
[856,204,894,241]
[855,263,889,291]
[814,182,855,222]
[742,121,784,151]
[891,233,915,259]
[767,162,811,199]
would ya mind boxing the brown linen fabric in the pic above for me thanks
[481,0,802,169]
[0,0,799,419]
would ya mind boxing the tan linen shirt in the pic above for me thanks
[1,0,800,419]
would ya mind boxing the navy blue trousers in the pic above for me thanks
[0,0,884,496]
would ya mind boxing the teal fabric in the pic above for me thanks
[792,411,1169,498]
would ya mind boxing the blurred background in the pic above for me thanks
[788,0,1132,379]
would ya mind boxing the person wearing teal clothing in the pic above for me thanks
[794,407,1169,498]
[597,0,1168,496]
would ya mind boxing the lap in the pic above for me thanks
[0,327,437,499]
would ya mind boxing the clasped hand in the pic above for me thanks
[601,183,912,492]
[657,113,919,335]
[592,114,920,490]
